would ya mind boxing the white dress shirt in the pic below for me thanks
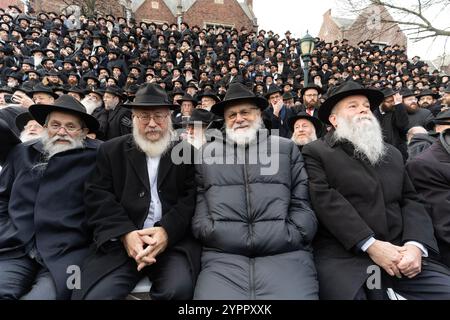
[143,156,162,229]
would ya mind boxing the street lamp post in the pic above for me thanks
[300,31,316,88]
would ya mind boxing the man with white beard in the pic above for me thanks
[72,84,200,300]
[81,89,104,115]
[302,81,450,300]
[191,83,319,300]
[0,95,100,300]
[15,112,43,142]
[288,112,323,151]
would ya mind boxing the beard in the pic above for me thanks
[41,131,85,159]
[292,131,317,146]
[20,131,41,143]
[225,116,263,146]
[406,102,419,114]
[81,97,103,115]
[34,55,43,67]
[132,118,174,158]
[334,113,386,165]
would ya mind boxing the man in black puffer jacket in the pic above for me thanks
[192,83,319,300]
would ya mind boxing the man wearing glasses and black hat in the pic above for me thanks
[72,84,200,300]
[0,95,100,300]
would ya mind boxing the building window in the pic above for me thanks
[214,0,224,4]
[151,1,160,9]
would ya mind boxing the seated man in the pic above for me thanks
[288,112,324,151]
[0,95,100,299]
[303,81,450,300]
[15,112,43,142]
[407,128,450,268]
[72,84,200,300]
[182,108,219,149]
[192,83,319,300]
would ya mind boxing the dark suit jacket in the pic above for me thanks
[407,140,450,267]
[79,135,200,298]
[92,106,132,141]
[302,130,438,299]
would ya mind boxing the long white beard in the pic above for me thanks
[20,131,42,143]
[132,119,174,158]
[226,116,263,146]
[334,113,386,165]
[34,55,43,67]
[187,133,206,149]
[292,131,317,146]
[81,97,103,115]
[41,131,85,159]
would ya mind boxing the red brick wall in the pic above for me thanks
[183,0,254,31]
[134,0,176,25]
[318,9,343,43]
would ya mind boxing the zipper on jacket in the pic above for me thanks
[249,258,256,300]
[243,162,254,252]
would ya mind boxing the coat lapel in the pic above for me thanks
[126,139,150,192]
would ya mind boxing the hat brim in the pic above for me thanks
[288,115,324,137]
[29,104,99,133]
[211,97,268,117]
[319,88,385,125]
[122,102,179,110]
[32,90,59,99]
[15,113,34,132]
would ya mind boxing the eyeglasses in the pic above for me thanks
[135,113,169,124]
[225,108,259,121]
[47,123,82,133]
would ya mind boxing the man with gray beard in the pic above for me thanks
[303,81,450,300]
[288,112,323,151]
[192,83,318,300]
[0,95,100,300]
[72,84,200,300]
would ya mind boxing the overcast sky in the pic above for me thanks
[251,0,449,63]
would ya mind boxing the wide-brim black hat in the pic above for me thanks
[318,81,385,125]
[211,83,269,117]
[288,112,324,138]
[181,109,215,126]
[176,94,197,105]
[32,83,59,99]
[380,87,396,98]
[123,84,178,110]
[15,112,35,132]
[0,118,20,165]
[300,84,323,97]
[197,90,221,103]
[416,89,440,100]
[264,85,283,99]
[426,109,450,130]
[29,94,99,133]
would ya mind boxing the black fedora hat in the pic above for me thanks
[264,85,283,99]
[426,109,450,130]
[288,112,324,138]
[123,84,178,110]
[380,87,396,98]
[197,89,221,103]
[300,84,323,97]
[176,93,197,105]
[29,94,99,133]
[318,81,385,125]
[15,112,35,132]
[32,83,59,99]
[400,88,416,98]
[211,83,268,117]
[103,85,126,100]
[0,119,20,165]
[182,109,215,126]
[416,89,440,100]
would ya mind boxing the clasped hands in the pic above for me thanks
[121,227,168,272]
[367,240,423,279]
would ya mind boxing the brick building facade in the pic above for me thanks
[319,4,408,50]
[133,0,257,31]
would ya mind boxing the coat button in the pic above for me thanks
[138,191,145,198]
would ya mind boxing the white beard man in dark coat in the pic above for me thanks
[302,81,450,300]
[72,84,200,300]
[0,95,101,300]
